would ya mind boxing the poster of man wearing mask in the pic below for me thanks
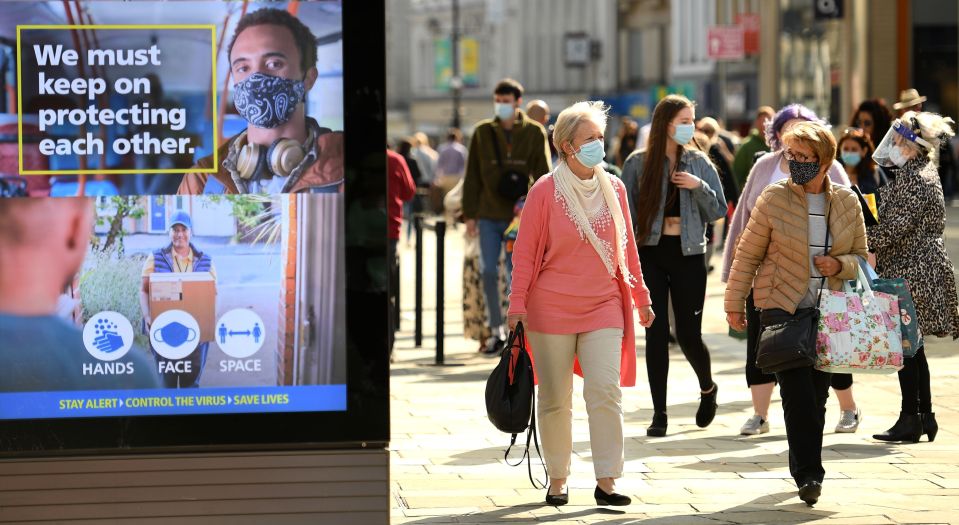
[178,8,344,195]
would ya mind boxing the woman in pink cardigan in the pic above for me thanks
[507,101,655,507]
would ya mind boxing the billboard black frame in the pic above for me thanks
[0,0,389,457]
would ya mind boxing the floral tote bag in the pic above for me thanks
[815,266,904,374]
[858,258,923,358]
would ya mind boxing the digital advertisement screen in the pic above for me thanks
[0,1,362,428]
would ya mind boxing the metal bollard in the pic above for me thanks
[434,220,446,364]
[414,215,423,347]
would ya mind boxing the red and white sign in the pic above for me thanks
[736,13,760,55]
[707,25,744,61]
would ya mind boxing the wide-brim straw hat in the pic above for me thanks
[893,88,927,110]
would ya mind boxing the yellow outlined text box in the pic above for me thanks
[16,25,218,175]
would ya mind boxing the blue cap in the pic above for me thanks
[169,211,192,230]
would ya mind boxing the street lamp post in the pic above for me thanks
[450,0,461,129]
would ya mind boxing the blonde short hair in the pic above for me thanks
[552,101,609,161]
[781,121,837,171]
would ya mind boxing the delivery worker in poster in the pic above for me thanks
[140,211,217,388]
[178,8,343,195]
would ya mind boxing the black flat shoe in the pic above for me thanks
[545,489,568,506]
[873,412,922,443]
[647,412,667,437]
[798,481,821,506]
[696,382,718,428]
[594,486,631,506]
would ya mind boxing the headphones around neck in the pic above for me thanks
[236,136,307,181]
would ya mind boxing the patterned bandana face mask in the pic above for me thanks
[788,159,821,185]
[233,72,306,129]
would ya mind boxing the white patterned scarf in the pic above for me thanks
[553,161,635,285]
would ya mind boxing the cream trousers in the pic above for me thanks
[527,328,624,480]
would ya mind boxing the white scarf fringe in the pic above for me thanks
[553,162,635,286]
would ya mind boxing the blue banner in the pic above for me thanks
[0,385,346,419]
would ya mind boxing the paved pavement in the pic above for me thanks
[390,208,959,524]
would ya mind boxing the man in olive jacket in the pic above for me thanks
[463,78,552,355]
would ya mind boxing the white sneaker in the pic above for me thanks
[740,414,770,435]
[835,408,862,433]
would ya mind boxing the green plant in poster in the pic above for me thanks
[205,194,282,245]
[89,196,146,255]
[78,250,149,348]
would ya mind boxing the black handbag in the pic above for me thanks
[484,322,546,488]
[755,202,831,374]
[755,307,820,373]
[488,127,530,202]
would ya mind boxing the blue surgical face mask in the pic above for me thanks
[574,139,605,168]
[153,321,197,348]
[841,151,862,167]
[671,123,695,145]
[233,72,306,129]
[888,146,909,167]
[494,102,515,121]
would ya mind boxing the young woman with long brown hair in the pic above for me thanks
[621,95,727,436]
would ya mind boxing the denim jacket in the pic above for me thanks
[621,148,727,256]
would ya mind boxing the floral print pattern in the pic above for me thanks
[815,288,904,374]
[870,277,924,358]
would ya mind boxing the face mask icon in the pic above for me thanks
[153,321,197,348]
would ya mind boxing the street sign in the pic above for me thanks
[707,25,744,61]
[736,13,760,55]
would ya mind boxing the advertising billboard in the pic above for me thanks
[0,0,387,454]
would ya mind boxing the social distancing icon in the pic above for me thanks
[215,308,265,359]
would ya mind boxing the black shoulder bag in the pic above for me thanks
[755,202,831,374]
[488,127,531,202]
[484,322,547,489]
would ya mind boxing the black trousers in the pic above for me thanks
[831,373,853,391]
[899,346,932,413]
[639,236,713,414]
[744,291,776,386]
[776,365,831,487]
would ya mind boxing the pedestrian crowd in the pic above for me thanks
[386,79,959,508]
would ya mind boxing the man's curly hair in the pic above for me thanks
[228,8,318,77]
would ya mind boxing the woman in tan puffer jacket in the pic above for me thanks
[724,121,868,507]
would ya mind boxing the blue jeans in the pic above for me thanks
[478,219,512,330]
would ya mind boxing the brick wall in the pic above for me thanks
[276,195,298,386]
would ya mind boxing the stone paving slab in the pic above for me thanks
[391,211,959,524]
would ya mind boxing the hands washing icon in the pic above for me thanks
[82,311,134,361]
[92,318,125,353]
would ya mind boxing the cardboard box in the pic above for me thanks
[149,272,216,342]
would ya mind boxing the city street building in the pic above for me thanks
[388,0,958,140]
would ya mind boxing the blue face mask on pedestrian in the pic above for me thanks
[841,151,862,167]
[573,139,605,168]
[671,123,695,145]
[495,102,515,121]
